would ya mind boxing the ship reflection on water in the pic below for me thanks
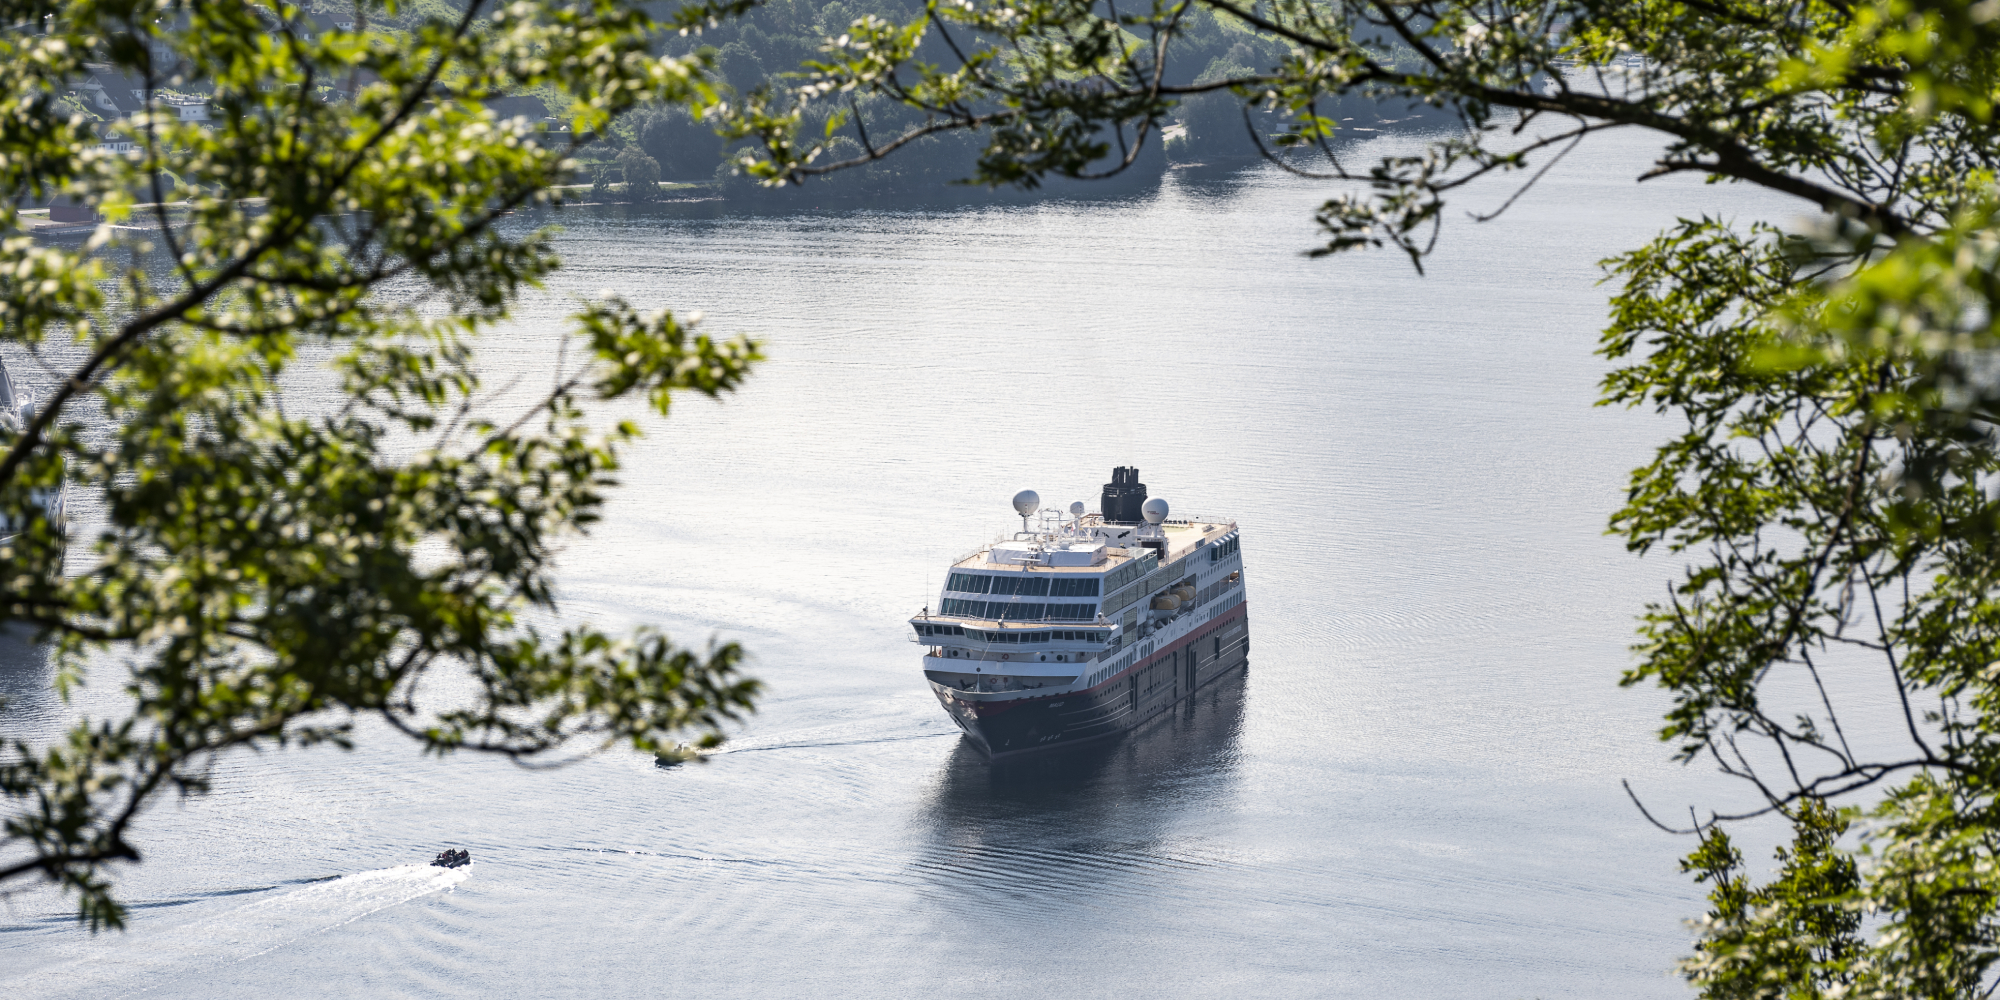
[911,666,1250,912]
[0,626,57,732]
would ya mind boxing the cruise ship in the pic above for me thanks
[912,467,1248,757]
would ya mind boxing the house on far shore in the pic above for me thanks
[76,64,211,123]
[160,94,210,122]
[91,120,139,157]
[76,64,147,116]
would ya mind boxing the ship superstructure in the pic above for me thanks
[912,467,1249,757]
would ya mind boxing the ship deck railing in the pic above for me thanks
[937,675,1066,695]
[951,517,1237,571]
[912,633,1113,645]
[913,613,1113,628]
[918,642,1124,665]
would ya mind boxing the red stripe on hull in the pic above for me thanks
[941,602,1252,758]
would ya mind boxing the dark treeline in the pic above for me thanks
[32,0,1462,211]
[597,0,1459,203]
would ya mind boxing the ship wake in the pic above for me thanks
[4,863,470,998]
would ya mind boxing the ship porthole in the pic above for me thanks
[1038,654,1046,662]
[1001,654,1010,661]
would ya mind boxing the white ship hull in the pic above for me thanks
[929,593,1249,757]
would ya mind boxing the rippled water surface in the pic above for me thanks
[4,130,1813,998]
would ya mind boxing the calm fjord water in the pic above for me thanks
[4,130,1806,998]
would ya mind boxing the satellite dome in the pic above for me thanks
[1012,490,1041,517]
[1069,501,1086,516]
[1142,497,1169,524]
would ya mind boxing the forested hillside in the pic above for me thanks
[599,0,1456,200]
[52,0,1457,202]
[43,0,1455,204]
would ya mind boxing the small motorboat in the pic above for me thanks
[430,848,471,869]
[653,742,712,766]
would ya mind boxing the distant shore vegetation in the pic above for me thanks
[591,0,1457,205]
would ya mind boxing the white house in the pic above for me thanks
[163,95,209,122]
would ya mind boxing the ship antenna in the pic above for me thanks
[1012,489,1039,535]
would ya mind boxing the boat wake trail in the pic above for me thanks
[5,864,470,998]
[714,731,957,755]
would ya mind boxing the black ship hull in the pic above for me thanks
[933,602,1250,759]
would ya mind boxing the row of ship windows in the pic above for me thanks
[938,599,1096,621]
[1209,536,1240,561]
[1078,618,1237,690]
[1102,556,1152,592]
[985,629,1108,644]
[1084,641,1153,687]
[1085,657,1131,688]
[945,573,1101,597]
[917,625,1110,644]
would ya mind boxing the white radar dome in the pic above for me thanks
[1069,501,1086,516]
[1142,497,1169,524]
[1012,490,1041,517]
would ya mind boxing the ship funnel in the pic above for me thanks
[1100,466,1147,524]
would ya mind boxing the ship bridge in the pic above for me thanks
[911,503,1240,678]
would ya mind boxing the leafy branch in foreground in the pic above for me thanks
[0,0,761,930]
[1601,202,2000,997]
[710,0,1993,264]
[1678,797,1864,999]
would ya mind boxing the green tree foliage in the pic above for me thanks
[712,0,2000,989]
[1604,205,2000,995]
[616,144,665,198]
[657,0,1184,193]
[676,0,1451,176]
[1680,798,1864,999]
[590,159,619,198]
[0,0,762,929]
[631,104,725,179]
